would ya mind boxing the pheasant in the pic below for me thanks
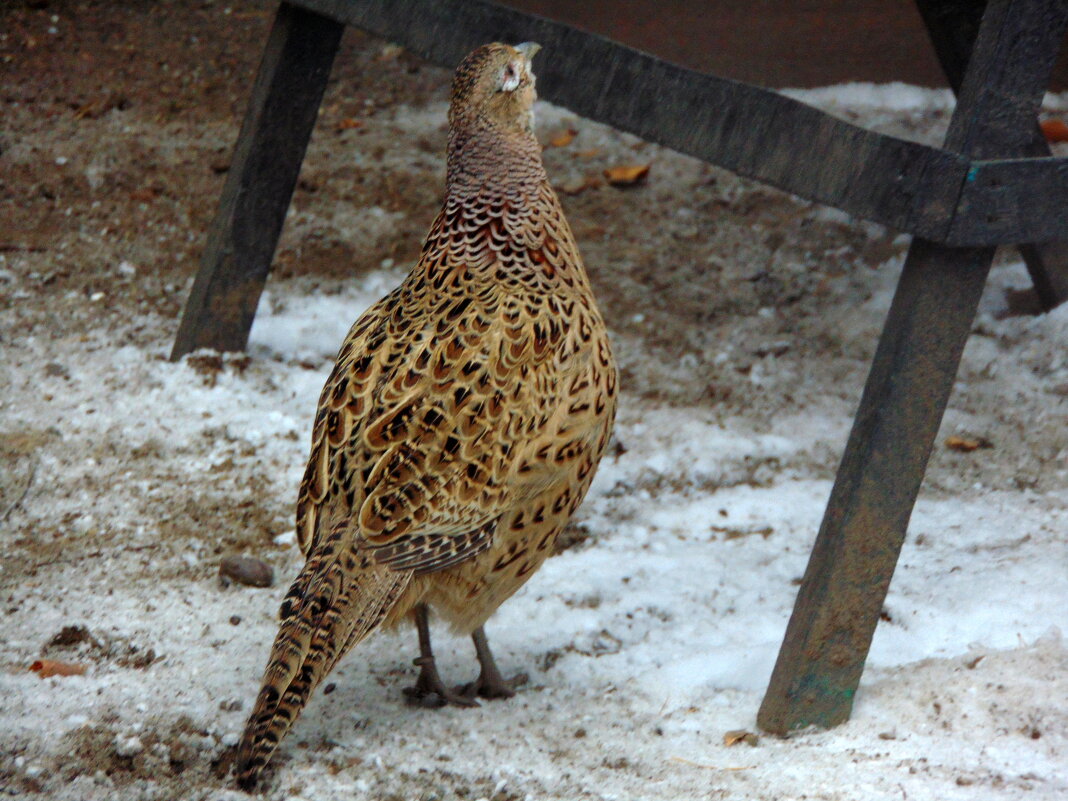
[235,41,617,788]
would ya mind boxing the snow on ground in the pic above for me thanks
[2,71,1067,801]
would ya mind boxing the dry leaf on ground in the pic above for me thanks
[29,659,87,678]
[945,435,993,452]
[548,127,578,147]
[1040,118,1068,142]
[723,729,759,747]
[604,164,650,186]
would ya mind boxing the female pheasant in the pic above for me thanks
[235,42,617,787]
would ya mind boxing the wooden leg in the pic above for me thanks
[757,239,994,733]
[916,0,1068,309]
[758,0,1068,734]
[170,3,343,360]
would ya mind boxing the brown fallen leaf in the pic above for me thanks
[548,127,578,148]
[30,659,87,678]
[723,729,759,747]
[574,148,601,159]
[604,163,650,187]
[1040,118,1068,143]
[337,118,364,131]
[945,435,994,452]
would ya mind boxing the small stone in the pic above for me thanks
[44,362,70,378]
[219,555,273,588]
[229,615,242,626]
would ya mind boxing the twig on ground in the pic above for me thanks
[670,756,755,771]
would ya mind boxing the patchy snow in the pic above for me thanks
[2,70,1067,801]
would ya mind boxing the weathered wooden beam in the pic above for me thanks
[170,3,343,360]
[918,0,1068,306]
[292,0,977,241]
[758,0,1068,735]
[292,0,1068,248]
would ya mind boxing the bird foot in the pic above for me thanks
[404,655,480,708]
[457,670,528,701]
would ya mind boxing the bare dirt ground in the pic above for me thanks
[1,2,1066,800]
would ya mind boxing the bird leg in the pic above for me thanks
[403,604,479,708]
[457,626,527,701]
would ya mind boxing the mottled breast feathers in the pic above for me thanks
[295,179,616,578]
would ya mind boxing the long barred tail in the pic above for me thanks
[235,532,410,789]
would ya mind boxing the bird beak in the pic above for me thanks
[514,42,541,64]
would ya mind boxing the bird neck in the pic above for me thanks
[445,119,546,200]
[426,117,590,296]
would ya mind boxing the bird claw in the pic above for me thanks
[404,656,480,708]
[402,683,479,708]
[456,671,528,701]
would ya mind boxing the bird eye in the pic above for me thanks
[501,62,521,92]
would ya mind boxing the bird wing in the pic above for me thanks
[295,282,574,575]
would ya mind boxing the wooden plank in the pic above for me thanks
[757,0,1068,735]
[291,0,974,242]
[170,3,343,360]
[918,0,1068,306]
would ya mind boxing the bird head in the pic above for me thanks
[448,42,541,135]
